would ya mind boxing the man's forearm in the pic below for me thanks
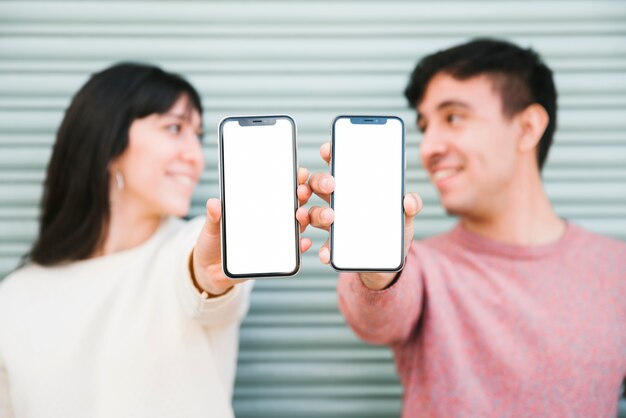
[337,245,423,346]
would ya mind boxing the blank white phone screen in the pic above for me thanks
[332,117,404,270]
[221,118,298,276]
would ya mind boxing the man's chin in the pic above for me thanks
[442,199,484,220]
[444,207,460,217]
[440,197,466,217]
[445,207,469,219]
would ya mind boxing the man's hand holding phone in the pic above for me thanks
[305,142,423,290]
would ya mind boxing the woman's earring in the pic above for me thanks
[115,170,125,191]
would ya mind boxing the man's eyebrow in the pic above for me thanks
[417,100,472,119]
[437,100,472,110]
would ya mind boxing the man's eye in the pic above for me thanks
[446,114,462,124]
[166,124,181,135]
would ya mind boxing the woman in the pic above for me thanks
[0,63,312,418]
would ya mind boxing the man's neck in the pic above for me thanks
[461,168,566,247]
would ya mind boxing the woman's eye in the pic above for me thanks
[166,124,181,135]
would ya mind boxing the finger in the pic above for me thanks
[205,198,222,237]
[308,172,335,203]
[309,206,334,230]
[404,192,424,219]
[296,206,310,232]
[320,142,331,166]
[297,184,312,206]
[298,167,310,185]
[300,238,312,253]
[319,239,330,264]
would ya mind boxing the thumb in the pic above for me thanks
[403,192,423,254]
[404,192,423,220]
[195,198,223,268]
[204,198,222,237]
[192,198,235,292]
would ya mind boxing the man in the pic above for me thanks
[302,39,626,417]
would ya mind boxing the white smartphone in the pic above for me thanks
[330,115,405,272]
[218,115,300,278]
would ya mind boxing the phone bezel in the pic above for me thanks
[330,115,406,272]
[218,115,301,279]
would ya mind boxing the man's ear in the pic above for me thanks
[517,103,549,153]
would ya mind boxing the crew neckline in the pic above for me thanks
[451,220,577,259]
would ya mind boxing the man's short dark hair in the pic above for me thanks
[404,38,557,171]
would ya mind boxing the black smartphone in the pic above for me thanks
[218,115,300,278]
[330,115,405,272]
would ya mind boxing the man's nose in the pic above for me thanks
[419,126,448,162]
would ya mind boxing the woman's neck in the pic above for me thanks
[97,202,163,257]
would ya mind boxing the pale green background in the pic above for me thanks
[1,1,625,416]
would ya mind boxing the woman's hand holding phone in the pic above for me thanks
[191,168,313,296]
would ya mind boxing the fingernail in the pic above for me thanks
[320,178,329,191]
[320,247,330,262]
[321,177,334,192]
[412,194,420,208]
[322,209,333,223]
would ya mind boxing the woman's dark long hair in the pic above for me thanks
[26,63,203,266]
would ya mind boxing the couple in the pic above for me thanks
[1,38,624,418]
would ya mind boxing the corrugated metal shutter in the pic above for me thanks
[1,1,625,416]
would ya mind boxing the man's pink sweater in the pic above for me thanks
[338,222,626,417]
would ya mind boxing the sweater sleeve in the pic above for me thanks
[0,280,15,418]
[337,241,424,347]
[0,355,15,418]
[173,217,253,328]
[176,249,253,327]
